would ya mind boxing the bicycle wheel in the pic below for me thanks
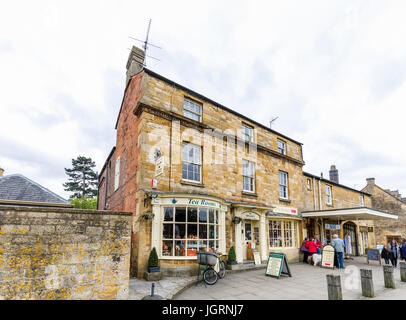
[218,260,226,279]
[203,268,218,285]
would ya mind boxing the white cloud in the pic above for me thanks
[0,0,405,198]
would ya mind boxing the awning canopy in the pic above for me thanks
[301,207,398,221]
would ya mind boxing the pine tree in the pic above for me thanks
[63,156,98,199]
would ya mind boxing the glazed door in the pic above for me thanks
[241,222,252,260]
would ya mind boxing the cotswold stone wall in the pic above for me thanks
[362,183,406,244]
[0,205,131,300]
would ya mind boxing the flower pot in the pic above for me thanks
[148,266,160,273]
[228,261,237,265]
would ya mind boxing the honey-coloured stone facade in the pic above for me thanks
[0,206,131,300]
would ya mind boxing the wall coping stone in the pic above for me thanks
[0,205,132,216]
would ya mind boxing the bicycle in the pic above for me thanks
[196,249,226,286]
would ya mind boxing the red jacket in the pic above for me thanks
[305,241,323,254]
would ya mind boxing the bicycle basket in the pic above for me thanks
[197,251,218,266]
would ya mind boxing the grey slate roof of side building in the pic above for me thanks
[0,174,69,204]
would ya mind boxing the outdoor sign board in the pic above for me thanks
[321,245,335,269]
[253,251,261,265]
[367,249,381,265]
[272,206,298,215]
[265,252,292,278]
[325,224,340,230]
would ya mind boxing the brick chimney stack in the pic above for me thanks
[0,167,4,177]
[329,165,339,184]
[126,46,145,85]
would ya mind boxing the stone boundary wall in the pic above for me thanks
[0,205,132,300]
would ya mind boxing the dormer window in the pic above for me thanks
[183,98,202,122]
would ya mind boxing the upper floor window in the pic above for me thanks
[326,185,332,205]
[242,123,254,142]
[306,178,312,190]
[182,142,201,182]
[114,156,120,191]
[277,139,286,155]
[242,159,255,192]
[360,196,364,206]
[183,98,202,122]
[279,171,288,199]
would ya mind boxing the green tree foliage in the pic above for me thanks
[148,247,159,267]
[70,196,97,209]
[63,156,98,199]
[228,246,237,262]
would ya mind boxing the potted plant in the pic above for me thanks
[227,246,237,265]
[148,247,160,273]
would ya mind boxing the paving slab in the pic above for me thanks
[174,257,406,300]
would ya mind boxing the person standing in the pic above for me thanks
[332,234,345,269]
[305,237,323,264]
[401,240,406,262]
[314,235,321,254]
[301,237,310,263]
[390,240,399,267]
[381,245,390,264]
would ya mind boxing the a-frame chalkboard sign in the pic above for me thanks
[265,252,292,278]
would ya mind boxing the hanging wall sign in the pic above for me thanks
[155,155,164,177]
[265,252,292,278]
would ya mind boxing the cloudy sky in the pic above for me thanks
[1,1,405,199]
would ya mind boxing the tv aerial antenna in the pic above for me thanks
[128,19,162,66]
[269,117,279,129]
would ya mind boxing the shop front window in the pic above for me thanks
[283,221,293,247]
[269,220,298,248]
[269,221,282,247]
[162,206,220,257]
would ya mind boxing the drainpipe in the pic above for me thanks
[313,177,317,210]
[318,179,322,211]
[104,164,109,210]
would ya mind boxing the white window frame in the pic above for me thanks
[279,171,288,199]
[182,142,202,183]
[114,156,120,191]
[269,220,298,248]
[183,98,202,122]
[242,123,254,143]
[242,159,255,192]
[161,206,221,258]
[326,185,332,205]
[277,139,286,155]
[360,196,364,206]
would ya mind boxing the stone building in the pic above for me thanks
[98,46,398,278]
[299,168,397,256]
[362,178,406,245]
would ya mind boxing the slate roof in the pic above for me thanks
[0,174,69,204]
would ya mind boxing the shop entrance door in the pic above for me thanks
[343,222,359,256]
[241,221,259,260]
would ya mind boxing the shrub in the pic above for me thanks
[228,246,236,262]
[70,196,97,209]
[148,247,159,267]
